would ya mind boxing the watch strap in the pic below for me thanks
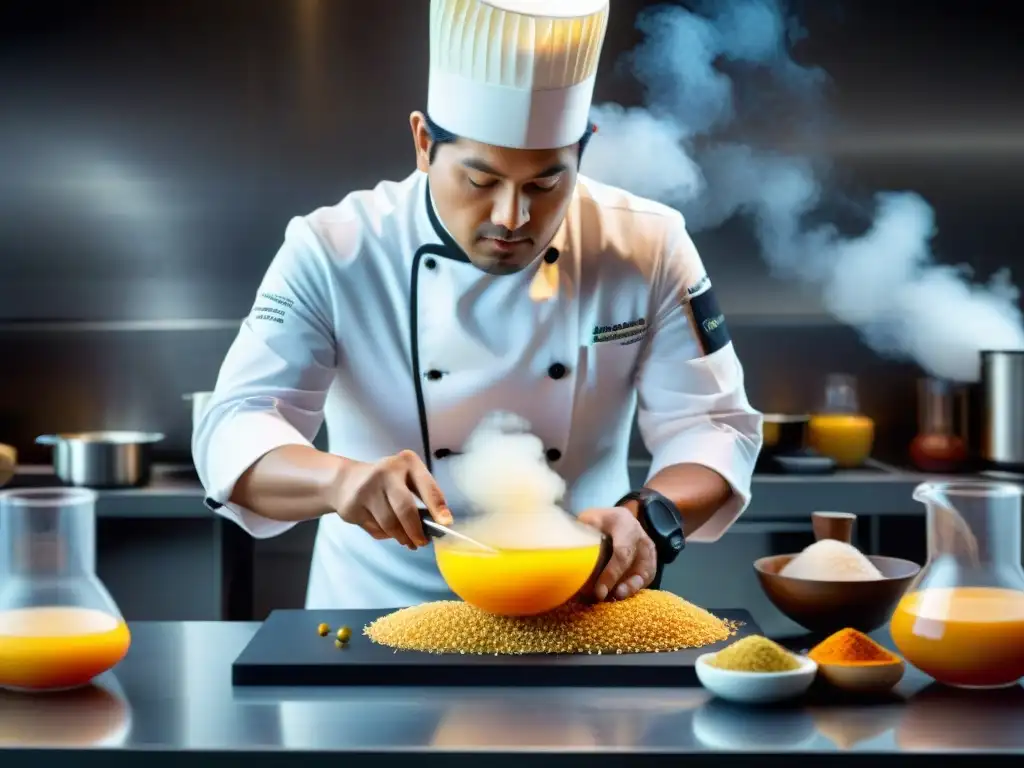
[617,487,686,590]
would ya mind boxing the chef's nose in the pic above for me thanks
[491,187,530,233]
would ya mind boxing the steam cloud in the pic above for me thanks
[581,0,1024,383]
[450,413,598,545]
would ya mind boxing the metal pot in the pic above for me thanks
[183,392,214,431]
[980,350,1024,472]
[761,414,811,455]
[35,432,165,488]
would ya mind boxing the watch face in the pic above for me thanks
[646,499,684,560]
[651,500,679,534]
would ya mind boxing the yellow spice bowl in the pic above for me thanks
[434,533,612,617]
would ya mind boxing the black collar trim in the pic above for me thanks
[423,181,470,263]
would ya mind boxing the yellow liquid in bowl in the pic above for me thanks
[808,414,875,467]
[890,587,1024,688]
[436,543,601,617]
[0,607,131,691]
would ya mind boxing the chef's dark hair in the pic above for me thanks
[424,113,597,164]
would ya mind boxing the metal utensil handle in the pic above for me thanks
[418,509,496,551]
[35,435,61,446]
[420,512,446,540]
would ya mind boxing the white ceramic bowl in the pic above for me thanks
[695,652,818,705]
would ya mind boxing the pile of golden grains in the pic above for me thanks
[363,589,738,655]
[707,635,800,672]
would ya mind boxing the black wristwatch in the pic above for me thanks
[616,487,685,590]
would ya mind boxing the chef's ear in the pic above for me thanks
[410,112,432,173]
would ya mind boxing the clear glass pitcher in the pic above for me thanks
[890,480,1024,689]
[0,488,131,692]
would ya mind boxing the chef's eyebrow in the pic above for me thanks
[461,159,568,180]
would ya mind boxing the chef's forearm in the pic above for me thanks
[229,445,348,523]
[624,463,733,536]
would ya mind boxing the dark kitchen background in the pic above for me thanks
[1,0,1022,467]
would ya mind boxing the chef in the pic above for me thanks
[193,0,763,610]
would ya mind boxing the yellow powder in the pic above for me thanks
[364,589,737,655]
[708,635,800,672]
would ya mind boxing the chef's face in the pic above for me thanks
[411,112,578,275]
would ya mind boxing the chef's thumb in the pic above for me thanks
[417,479,450,528]
[430,498,453,526]
[410,468,452,524]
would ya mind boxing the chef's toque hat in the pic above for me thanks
[428,0,609,150]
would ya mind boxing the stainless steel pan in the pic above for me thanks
[981,350,1024,471]
[36,431,165,488]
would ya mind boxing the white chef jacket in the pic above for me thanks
[192,169,763,610]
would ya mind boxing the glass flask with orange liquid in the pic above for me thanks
[808,373,875,468]
[0,488,131,691]
[890,481,1024,689]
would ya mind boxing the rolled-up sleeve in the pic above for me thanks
[635,214,763,542]
[192,217,338,539]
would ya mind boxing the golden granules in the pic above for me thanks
[364,589,737,655]
[707,635,800,672]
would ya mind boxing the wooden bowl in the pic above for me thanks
[0,444,15,489]
[816,658,905,694]
[753,554,920,634]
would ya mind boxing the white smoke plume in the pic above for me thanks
[581,0,1024,383]
[450,412,599,546]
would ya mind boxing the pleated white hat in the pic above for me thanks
[428,0,610,150]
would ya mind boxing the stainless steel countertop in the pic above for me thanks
[0,621,1022,766]
[7,461,951,519]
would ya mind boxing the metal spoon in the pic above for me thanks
[418,509,498,552]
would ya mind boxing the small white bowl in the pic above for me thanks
[695,652,818,705]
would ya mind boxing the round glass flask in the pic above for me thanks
[890,481,1024,689]
[0,488,131,692]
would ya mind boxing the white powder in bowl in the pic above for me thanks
[779,539,884,581]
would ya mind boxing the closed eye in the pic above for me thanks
[467,175,560,192]
[528,179,560,193]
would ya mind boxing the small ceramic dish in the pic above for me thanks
[816,658,905,694]
[695,652,818,705]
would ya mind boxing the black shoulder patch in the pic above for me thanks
[687,283,730,355]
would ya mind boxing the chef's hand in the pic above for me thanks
[332,450,451,550]
[577,507,657,602]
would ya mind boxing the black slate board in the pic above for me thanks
[231,608,760,687]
